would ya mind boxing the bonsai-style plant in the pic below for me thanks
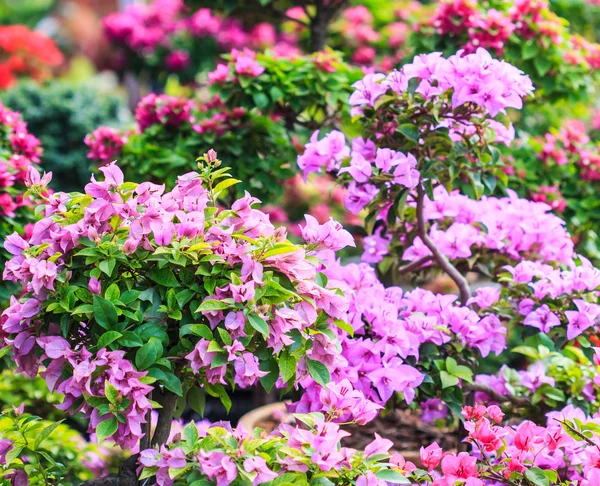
[1,150,356,483]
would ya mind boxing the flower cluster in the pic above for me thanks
[459,404,600,484]
[290,251,506,420]
[496,258,600,341]
[0,101,43,218]
[505,118,600,259]
[350,49,533,120]
[0,25,63,89]
[413,0,600,102]
[103,1,298,80]
[139,412,414,486]
[401,186,574,267]
[139,407,600,486]
[86,93,297,203]
[1,156,354,448]
[84,127,128,163]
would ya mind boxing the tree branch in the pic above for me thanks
[397,255,434,275]
[464,383,530,407]
[416,183,471,305]
[151,389,179,448]
[79,454,139,486]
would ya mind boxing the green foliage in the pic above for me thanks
[1,81,128,192]
[212,50,362,133]
[0,407,120,484]
[117,109,296,204]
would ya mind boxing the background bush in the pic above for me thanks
[1,80,129,192]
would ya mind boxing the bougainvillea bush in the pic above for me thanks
[0,101,44,306]
[1,81,128,193]
[86,50,360,204]
[286,45,600,485]
[102,0,299,83]
[0,149,362,480]
[504,118,600,258]
[0,25,63,89]
[409,0,600,103]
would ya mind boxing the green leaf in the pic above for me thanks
[248,314,269,337]
[333,319,354,337]
[534,56,552,77]
[180,324,213,340]
[99,257,116,277]
[183,422,199,445]
[252,92,269,109]
[375,470,410,484]
[135,338,162,370]
[263,245,299,258]
[279,351,296,383]
[213,178,241,196]
[147,267,179,287]
[196,299,229,312]
[525,467,550,486]
[307,358,330,387]
[188,387,206,416]
[397,123,420,142]
[93,295,119,330]
[161,372,183,396]
[105,381,120,405]
[217,327,233,346]
[34,420,64,449]
[98,331,122,349]
[440,371,460,389]
[205,383,232,412]
[118,331,144,347]
[96,417,118,443]
[105,283,121,301]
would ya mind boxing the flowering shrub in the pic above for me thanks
[103,0,298,82]
[0,25,63,89]
[86,93,297,203]
[300,48,540,285]
[0,101,43,305]
[1,151,355,456]
[505,119,600,258]
[138,406,600,486]
[139,411,414,486]
[1,81,128,192]
[410,0,600,103]
[207,49,361,133]
[0,405,118,484]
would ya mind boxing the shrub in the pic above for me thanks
[1,81,128,192]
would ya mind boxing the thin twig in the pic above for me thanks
[398,255,434,275]
[416,183,471,305]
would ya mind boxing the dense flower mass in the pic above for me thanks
[139,412,416,486]
[137,407,600,486]
[1,157,354,448]
[401,187,574,266]
[0,101,43,218]
[350,48,534,119]
[0,25,63,89]
[505,117,600,257]
[290,251,506,419]
[103,0,298,78]
[412,0,600,101]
